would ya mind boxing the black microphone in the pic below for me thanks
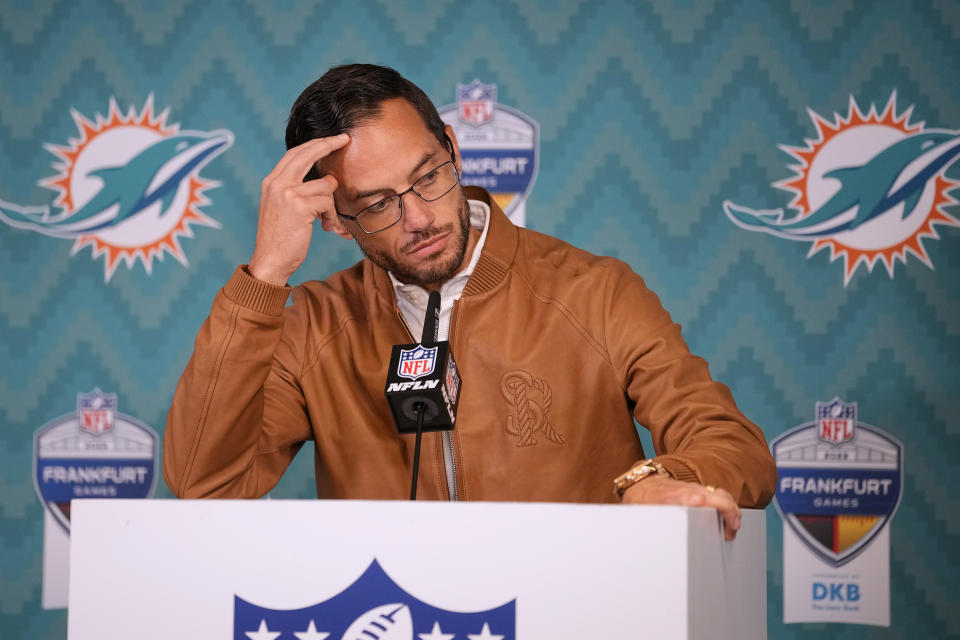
[384,291,462,500]
[384,291,461,434]
[422,289,440,344]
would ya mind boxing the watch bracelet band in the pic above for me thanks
[613,458,673,501]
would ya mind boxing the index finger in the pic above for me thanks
[273,134,350,182]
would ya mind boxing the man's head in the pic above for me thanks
[286,64,449,179]
[286,64,474,290]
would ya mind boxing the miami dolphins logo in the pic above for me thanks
[0,96,233,281]
[724,94,960,285]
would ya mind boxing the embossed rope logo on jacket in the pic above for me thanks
[500,371,566,447]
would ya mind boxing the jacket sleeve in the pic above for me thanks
[603,262,777,507]
[162,266,314,498]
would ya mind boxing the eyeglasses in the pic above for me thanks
[336,160,461,234]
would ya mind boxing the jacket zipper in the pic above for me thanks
[396,308,459,501]
[443,301,459,501]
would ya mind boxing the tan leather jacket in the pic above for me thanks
[163,187,776,506]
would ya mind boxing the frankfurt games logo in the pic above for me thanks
[724,93,960,285]
[33,389,158,534]
[772,398,902,567]
[0,96,233,281]
[439,80,539,227]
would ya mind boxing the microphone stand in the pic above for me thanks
[409,291,441,500]
[410,401,427,500]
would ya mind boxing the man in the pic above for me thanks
[163,64,776,540]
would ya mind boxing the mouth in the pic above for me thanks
[406,232,449,258]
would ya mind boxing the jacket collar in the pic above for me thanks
[365,186,519,307]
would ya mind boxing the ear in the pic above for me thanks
[327,194,355,240]
[444,124,462,175]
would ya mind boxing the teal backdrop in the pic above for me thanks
[1,0,958,637]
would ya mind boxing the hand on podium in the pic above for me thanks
[622,475,742,541]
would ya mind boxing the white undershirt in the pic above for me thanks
[388,199,491,341]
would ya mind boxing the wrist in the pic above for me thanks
[225,266,291,316]
[613,459,673,502]
[248,257,292,286]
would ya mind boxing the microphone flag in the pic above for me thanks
[384,292,461,433]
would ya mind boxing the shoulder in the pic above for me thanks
[509,227,672,342]
[512,226,636,297]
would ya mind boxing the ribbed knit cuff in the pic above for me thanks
[223,265,291,317]
[655,457,700,484]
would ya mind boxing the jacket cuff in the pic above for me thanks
[654,456,700,484]
[223,265,291,316]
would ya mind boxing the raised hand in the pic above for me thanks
[248,134,351,285]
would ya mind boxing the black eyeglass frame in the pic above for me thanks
[335,140,460,235]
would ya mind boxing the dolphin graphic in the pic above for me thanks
[0,129,233,238]
[723,130,960,239]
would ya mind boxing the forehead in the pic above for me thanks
[327,98,443,199]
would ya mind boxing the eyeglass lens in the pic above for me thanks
[356,162,458,233]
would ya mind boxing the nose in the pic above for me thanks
[399,192,435,232]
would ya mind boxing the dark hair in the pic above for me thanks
[285,64,448,180]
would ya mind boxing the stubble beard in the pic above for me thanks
[356,188,472,289]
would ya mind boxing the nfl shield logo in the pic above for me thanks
[458,79,496,126]
[397,346,438,381]
[78,388,117,436]
[817,397,856,445]
[234,559,516,639]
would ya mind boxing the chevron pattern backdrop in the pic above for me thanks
[2,0,958,637]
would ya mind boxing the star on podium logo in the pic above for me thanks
[419,622,454,639]
[244,619,330,640]
[468,622,505,639]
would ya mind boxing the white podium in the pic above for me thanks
[67,500,765,639]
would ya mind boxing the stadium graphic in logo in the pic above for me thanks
[33,389,158,533]
[0,96,233,281]
[772,399,902,567]
[724,94,960,285]
[439,80,539,226]
[234,559,515,639]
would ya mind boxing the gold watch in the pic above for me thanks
[613,459,671,501]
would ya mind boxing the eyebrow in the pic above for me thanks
[352,150,440,201]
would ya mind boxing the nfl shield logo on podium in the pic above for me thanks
[234,559,515,639]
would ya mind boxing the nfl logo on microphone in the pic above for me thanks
[397,346,437,381]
